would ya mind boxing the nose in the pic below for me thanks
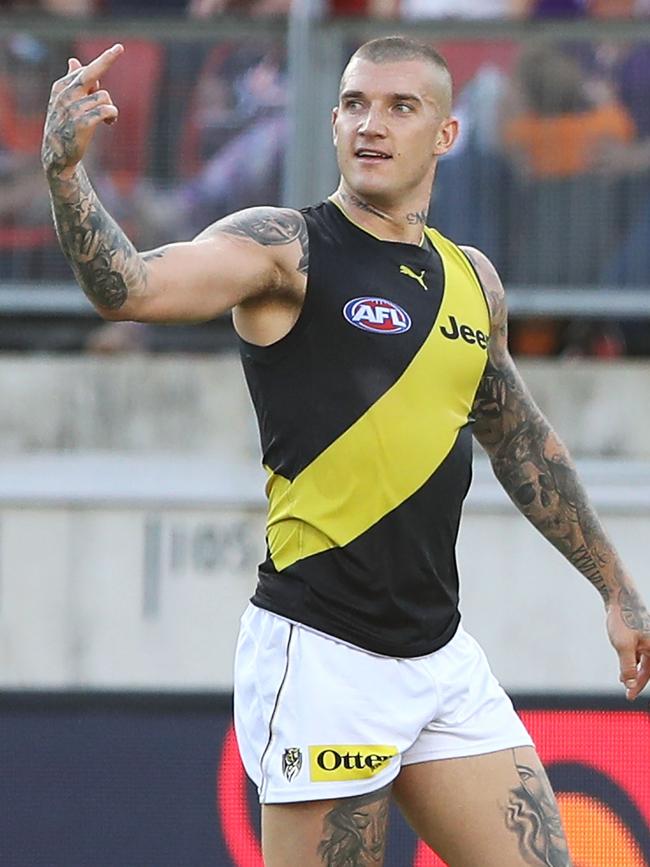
[358,104,387,138]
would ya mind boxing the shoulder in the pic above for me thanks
[460,245,502,290]
[460,246,507,343]
[195,206,309,285]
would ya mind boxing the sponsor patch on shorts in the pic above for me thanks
[308,745,398,782]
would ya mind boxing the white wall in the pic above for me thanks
[2,355,650,458]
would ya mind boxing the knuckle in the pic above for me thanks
[82,107,104,124]
[53,72,73,89]
[49,84,65,105]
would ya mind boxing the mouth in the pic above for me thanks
[354,148,392,163]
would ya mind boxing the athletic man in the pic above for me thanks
[42,37,650,867]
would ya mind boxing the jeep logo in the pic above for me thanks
[440,314,488,350]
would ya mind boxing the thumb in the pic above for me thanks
[68,57,82,73]
[618,649,639,692]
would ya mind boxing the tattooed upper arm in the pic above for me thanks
[462,246,534,456]
[197,206,309,281]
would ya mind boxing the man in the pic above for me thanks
[42,36,649,867]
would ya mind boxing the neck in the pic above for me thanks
[331,182,432,245]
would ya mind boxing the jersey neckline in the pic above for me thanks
[327,195,427,249]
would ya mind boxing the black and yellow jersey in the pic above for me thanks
[239,199,490,658]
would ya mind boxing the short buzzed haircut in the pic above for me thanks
[341,36,453,113]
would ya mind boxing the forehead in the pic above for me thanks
[340,57,444,105]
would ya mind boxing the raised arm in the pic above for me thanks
[464,246,650,701]
[41,46,307,324]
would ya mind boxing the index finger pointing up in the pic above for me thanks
[78,43,124,87]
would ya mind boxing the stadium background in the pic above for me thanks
[1,1,649,865]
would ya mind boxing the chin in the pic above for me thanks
[348,173,394,203]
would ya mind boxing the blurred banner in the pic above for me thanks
[1,694,648,867]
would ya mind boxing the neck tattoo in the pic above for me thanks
[406,209,428,225]
[339,190,388,221]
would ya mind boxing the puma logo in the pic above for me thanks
[399,265,428,291]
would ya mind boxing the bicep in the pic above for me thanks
[128,235,279,323]
[472,348,546,457]
[462,244,546,456]
[116,206,307,324]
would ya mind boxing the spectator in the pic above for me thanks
[188,0,290,15]
[0,31,163,277]
[430,51,516,275]
[527,0,650,15]
[44,0,94,12]
[178,47,287,231]
[570,9,650,354]
[504,47,634,181]
[329,0,401,14]
[525,0,587,15]
[0,0,95,13]
[589,0,650,15]
[0,34,68,276]
[400,0,525,16]
[582,40,650,288]
[395,0,649,16]
[503,45,635,355]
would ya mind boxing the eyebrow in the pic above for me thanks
[340,89,423,105]
[391,93,422,104]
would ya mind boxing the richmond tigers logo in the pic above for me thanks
[282,747,303,782]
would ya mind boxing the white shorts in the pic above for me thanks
[233,604,533,804]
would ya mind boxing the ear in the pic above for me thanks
[433,116,460,157]
[332,106,339,146]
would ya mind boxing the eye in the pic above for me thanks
[394,103,414,113]
[343,99,363,111]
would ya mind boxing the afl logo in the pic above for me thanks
[343,297,411,334]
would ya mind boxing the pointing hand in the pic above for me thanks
[41,43,124,180]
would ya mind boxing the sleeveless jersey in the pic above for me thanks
[239,199,490,658]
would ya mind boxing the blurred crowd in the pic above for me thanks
[3,0,650,19]
[2,1,650,355]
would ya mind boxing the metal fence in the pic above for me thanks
[2,13,650,349]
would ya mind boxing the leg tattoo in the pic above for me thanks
[318,785,390,866]
[505,750,572,866]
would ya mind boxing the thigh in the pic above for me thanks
[262,784,392,867]
[393,746,573,867]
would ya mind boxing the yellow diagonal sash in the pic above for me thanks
[265,231,489,572]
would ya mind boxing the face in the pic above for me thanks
[332,58,458,205]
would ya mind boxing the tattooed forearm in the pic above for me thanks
[569,546,610,603]
[48,166,145,310]
[214,207,309,276]
[466,246,649,656]
[473,357,617,603]
[318,785,390,866]
[618,587,650,631]
[505,750,571,866]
